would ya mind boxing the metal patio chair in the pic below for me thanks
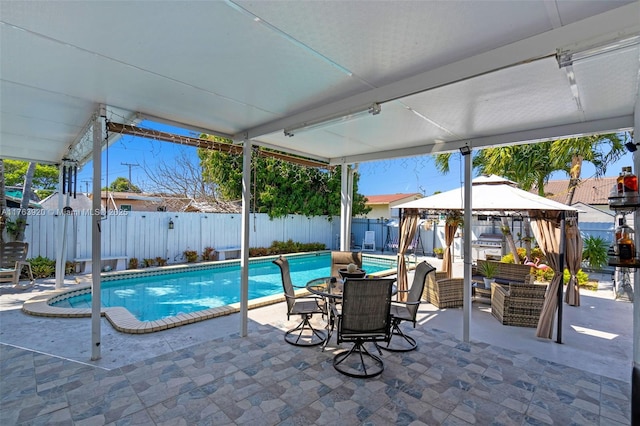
[332,277,394,378]
[273,256,327,346]
[381,261,435,352]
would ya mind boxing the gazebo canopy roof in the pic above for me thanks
[395,175,580,214]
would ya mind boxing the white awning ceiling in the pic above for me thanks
[0,1,638,167]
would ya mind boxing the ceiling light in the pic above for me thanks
[557,35,640,68]
[284,103,381,137]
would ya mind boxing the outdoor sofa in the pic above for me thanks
[490,281,548,327]
[473,259,534,286]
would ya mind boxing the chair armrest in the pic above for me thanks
[330,302,341,319]
[491,283,508,304]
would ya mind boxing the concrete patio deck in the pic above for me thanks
[0,257,634,424]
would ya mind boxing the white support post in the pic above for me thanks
[345,164,355,249]
[462,147,473,343]
[340,163,350,251]
[91,114,103,361]
[240,140,252,337]
[632,100,639,422]
[54,166,65,289]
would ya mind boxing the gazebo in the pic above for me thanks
[395,175,580,341]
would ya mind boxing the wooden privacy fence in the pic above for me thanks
[5,210,340,264]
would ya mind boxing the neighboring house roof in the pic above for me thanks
[4,186,42,208]
[532,177,616,205]
[39,192,93,210]
[90,191,243,213]
[571,202,614,223]
[365,193,422,205]
[98,191,164,202]
[183,199,242,213]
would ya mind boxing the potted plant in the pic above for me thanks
[581,235,609,271]
[183,250,198,263]
[433,247,444,259]
[477,260,498,289]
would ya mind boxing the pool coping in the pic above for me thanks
[21,252,399,334]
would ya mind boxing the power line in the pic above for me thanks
[81,180,91,194]
[121,162,140,186]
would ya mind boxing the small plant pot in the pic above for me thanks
[339,269,367,279]
[483,278,493,289]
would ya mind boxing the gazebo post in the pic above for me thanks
[556,211,566,344]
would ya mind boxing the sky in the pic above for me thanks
[75,120,635,197]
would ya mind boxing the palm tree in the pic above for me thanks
[434,133,627,262]
[549,134,625,205]
[0,159,6,243]
[15,162,36,241]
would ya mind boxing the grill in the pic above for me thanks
[471,233,504,260]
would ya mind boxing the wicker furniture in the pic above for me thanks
[332,278,394,378]
[473,260,534,286]
[491,282,548,327]
[422,269,464,308]
[330,251,363,278]
[273,256,327,346]
[0,242,35,288]
[381,261,436,352]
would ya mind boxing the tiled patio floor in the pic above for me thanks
[1,310,632,425]
[0,260,634,425]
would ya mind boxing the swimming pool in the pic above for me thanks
[50,252,396,322]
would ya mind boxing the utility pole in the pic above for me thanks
[121,162,140,190]
[81,180,91,195]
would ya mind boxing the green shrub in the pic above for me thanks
[155,257,167,266]
[128,257,139,269]
[183,250,198,263]
[65,261,76,275]
[28,256,56,278]
[143,258,155,267]
[249,247,269,257]
[563,268,589,287]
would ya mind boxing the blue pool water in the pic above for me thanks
[52,253,395,321]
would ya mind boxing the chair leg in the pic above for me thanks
[284,314,327,347]
[322,308,337,352]
[333,340,384,378]
[379,318,417,352]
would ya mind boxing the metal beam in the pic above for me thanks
[135,112,234,140]
[328,115,634,165]
[239,2,639,141]
[108,122,331,169]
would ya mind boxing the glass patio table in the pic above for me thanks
[306,277,344,300]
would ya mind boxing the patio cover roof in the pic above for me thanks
[0,1,638,166]
[395,175,580,214]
